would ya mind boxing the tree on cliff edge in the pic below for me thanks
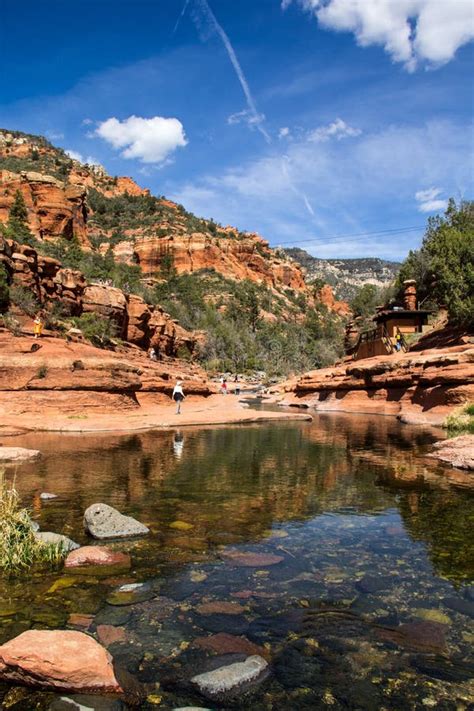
[6,190,35,246]
[397,200,474,326]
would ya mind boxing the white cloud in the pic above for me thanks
[228,109,267,127]
[279,126,291,139]
[308,117,361,142]
[65,149,100,165]
[95,115,187,164]
[415,187,447,213]
[283,0,474,70]
[170,119,472,259]
[66,149,83,161]
[81,118,94,126]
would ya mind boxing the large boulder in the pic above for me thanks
[84,503,149,539]
[0,630,122,693]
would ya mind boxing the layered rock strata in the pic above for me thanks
[0,235,195,356]
[276,339,474,426]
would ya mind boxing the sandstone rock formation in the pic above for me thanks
[315,284,350,316]
[429,435,474,470]
[0,234,196,355]
[0,630,122,693]
[275,337,474,425]
[0,169,88,245]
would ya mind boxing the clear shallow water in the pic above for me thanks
[1,414,473,710]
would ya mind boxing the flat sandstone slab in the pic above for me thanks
[0,446,40,462]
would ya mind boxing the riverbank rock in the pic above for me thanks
[429,435,474,470]
[65,546,131,570]
[0,630,122,693]
[0,446,40,462]
[84,503,149,539]
[34,531,79,551]
[190,655,269,701]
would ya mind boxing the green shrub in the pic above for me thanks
[0,263,10,313]
[36,364,48,379]
[0,472,66,574]
[71,312,118,347]
[9,285,40,316]
[445,404,474,435]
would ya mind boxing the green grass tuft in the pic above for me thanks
[0,472,67,575]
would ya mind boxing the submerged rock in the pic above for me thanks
[106,582,154,606]
[443,597,474,618]
[222,551,284,567]
[48,694,125,709]
[190,655,269,701]
[65,546,131,570]
[195,601,245,616]
[376,621,448,654]
[0,630,122,693]
[192,633,267,658]
[84,503,149,539]
[35,531,80,551]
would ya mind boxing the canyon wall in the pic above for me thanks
[275,336,474,426]
[0,235,195,357]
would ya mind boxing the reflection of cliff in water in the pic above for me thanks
[12,414,472,581]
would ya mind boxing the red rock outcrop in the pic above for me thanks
[0,630,122,693]
[133,232,308,292]
[0,170,88,245]
[316,284,351,316]
[0,235,195,356]
[275,338,474,426]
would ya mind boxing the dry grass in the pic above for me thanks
[0,471,66,574]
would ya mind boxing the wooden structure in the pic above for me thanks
[350,281,431,360]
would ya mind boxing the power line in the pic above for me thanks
[274,225,425,248]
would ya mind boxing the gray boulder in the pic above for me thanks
[35,531,80,551]
[84,503,149,540]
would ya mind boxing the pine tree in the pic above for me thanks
[7,190,35,246]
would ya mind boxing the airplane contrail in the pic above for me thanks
[173,0,191,34]
[177,0,315,217]
[195,0,271,143]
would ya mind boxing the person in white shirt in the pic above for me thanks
[172,380,185,414]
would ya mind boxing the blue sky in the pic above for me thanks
[1,0,473,260]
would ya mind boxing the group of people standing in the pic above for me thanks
[219,375,240,396]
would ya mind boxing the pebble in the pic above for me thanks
[40,492,58,500]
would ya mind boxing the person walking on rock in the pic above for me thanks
[172,380,185,414]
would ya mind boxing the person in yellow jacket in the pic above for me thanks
[33,313,43,339]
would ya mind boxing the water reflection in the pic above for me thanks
[1,414,473,709]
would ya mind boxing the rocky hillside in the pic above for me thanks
[0,129,306,293]
[0,128,350,376]
[284,248,400,301]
